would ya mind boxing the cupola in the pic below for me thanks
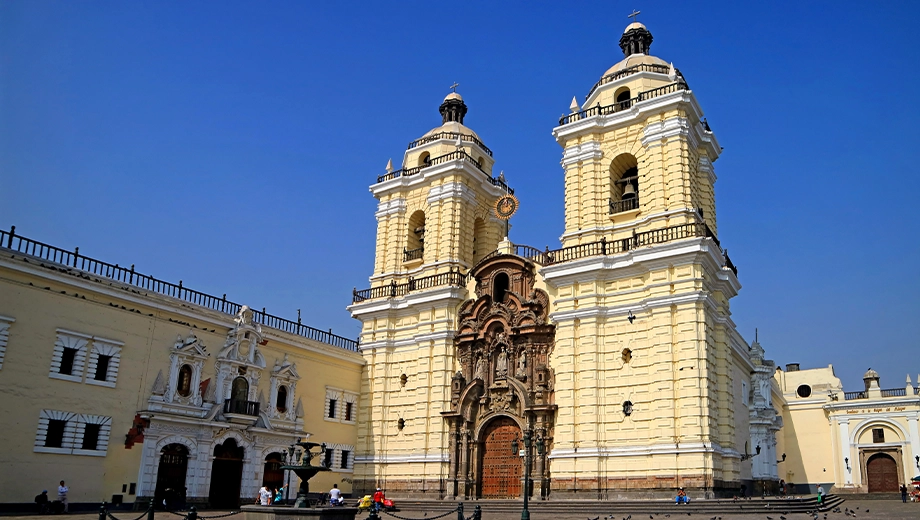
[619,22,653,56]
[439,92,468,124]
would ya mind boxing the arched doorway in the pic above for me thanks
[262,453,284,495]
[209,439,245,508]
[479,417,522,498]
[866,453,899,492]
[154,444,189,509]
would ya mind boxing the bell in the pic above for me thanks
[622,181,637,200]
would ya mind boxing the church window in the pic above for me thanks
[276,385,288,413]
[231,376,249,402]
[340,450,350,469]
[872,428,885,443]
[345,401,353,421]
[796,384,812,398]
[324,449,333,468]
[418,152,431,168]
[615,87,632,109]
[328,399,337,419]
[477,156,484,168]
[493,272,509,303]
[177,364,193,397]
[93,355,111,381]
[405,211,426,262]
[609,154,639,214]
[59,348,77,375]
[81,424,101,450]
[45,420,66,448]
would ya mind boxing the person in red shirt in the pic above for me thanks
[372,488,385,511]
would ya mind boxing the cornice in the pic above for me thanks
[375,198,407,219]
[427,181,477,205]
[348,285,468,319]
[583,70,672,108]
[561,141,603,167]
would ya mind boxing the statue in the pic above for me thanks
[474,355,486,380]
[496,349,508,378]
[515,352,527,379]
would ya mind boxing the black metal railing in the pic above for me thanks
[352,271,467,303]
[585,63,680,100]
[407,131,493,157]
[376,150,513,194]
[609,197,640,214]
[223,399,260,416]
[881,388,907,398]
[845,388,910,400]
[560,80,689,125]
[0,226,359,352]
[403,247,424,262]
[844,391,867,400]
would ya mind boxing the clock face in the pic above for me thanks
[494,194,519,220]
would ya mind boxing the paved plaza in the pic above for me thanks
[4,501,918,520]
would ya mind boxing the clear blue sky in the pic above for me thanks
[2,1,918,391]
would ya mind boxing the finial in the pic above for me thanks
[570,96,580,113]
[755,328,758,342]
[628,9,641,22]
[498,170,506,183]
[450,81,459,93]
[668,62,676,80]
[385,158,393,173]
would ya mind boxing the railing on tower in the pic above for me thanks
[560,80,689,125]
[407,131,493,157]
[584,63,682,100]
[403,247,424,262]
[0,226,359,352]
[353,221,738,303]
[609,197,640,214]
[223,398,260,416]
[376,150,513,194]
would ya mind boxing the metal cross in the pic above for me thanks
[628,9,641,22]
[450,82,459,92]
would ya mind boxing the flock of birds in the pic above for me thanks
[587,506,871,520]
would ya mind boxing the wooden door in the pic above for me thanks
[866,453,899,492]
[479,417,522,498]
[209,439,245,508]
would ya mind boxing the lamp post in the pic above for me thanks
[511,428,545,520]
[284,440,302,505]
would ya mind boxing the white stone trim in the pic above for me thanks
[375,198,407,219]
[49,331,89,382]
[33,409,111,456]
[699,156,717,185]
[323,443,356,472]
[354,452,448,464]
[325,387,343,422]
[370,160,505,199]
[85,339,122,388]
[427,182,477,205]
[0,315,13,369]
[561,141,603,167]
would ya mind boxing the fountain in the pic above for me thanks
[242,440,358,520]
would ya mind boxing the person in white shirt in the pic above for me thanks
[58,481,69,513]
[258,486,272,506]
[328,484,343,506]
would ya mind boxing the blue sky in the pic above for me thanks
[2,1,918,391]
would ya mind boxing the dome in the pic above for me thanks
[863,368,880,379]
[421,121,481,140]
[444,92,463,102]
[601,53,670,78]
[624,22,646,33]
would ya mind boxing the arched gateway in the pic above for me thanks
[865,453,899,493]
[442,254,555,499]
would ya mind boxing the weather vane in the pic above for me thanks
[450,82,459,93]
[628,10,641,22]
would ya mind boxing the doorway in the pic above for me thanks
[479,417,522,498]
[866,453,899,492]
[262,453,284,496]
[154,444,188,509]
[209,439,245,508]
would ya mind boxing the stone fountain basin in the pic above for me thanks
[241,505,357,520]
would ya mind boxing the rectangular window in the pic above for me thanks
[82,423,101,450]
[324,449,333,468]
[45,419,66,448]
[345,402,353,421]
[59,348,77,375]
[129,483,136,495]
[340,450,350,469]
[872,428,885,443]
[328,399,337,419]
[93,355,111,381]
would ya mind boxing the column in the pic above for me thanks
[839,420,852,485]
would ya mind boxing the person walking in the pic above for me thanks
[817,485,825,505]
[372,488,385,511]
[58,481,69,513]
[901,484,908,503]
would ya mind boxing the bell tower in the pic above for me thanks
[542,21,751,498]
[349,92,511,497]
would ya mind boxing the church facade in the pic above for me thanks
[349,22,781,499]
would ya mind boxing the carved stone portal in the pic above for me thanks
[442,254,555,499]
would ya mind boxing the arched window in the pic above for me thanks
[177,364,193,397]
[262,453,284,491]
[231,376,249,402]
[493,272,509,303]
[405,210,426,261]
[477,156,484,168]
[276,385,288,413]
[615,87,632,109]
[418,152,431,168]
[609,153,639,214]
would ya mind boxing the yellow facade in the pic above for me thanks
[350,23,774,500]
[0,237,363,508]
[777,365,920,494]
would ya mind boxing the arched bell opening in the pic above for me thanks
[492,272,509,303]
[614,87,632,109]
[417,151,431,168]
[609,153,639,214]
[405,210,426,262]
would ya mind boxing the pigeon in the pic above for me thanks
[780,516,786,520]
[589,517,599,520]
[767,516,773,520]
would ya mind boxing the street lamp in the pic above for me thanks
[284,439,302,505]
[511,428,545,520]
